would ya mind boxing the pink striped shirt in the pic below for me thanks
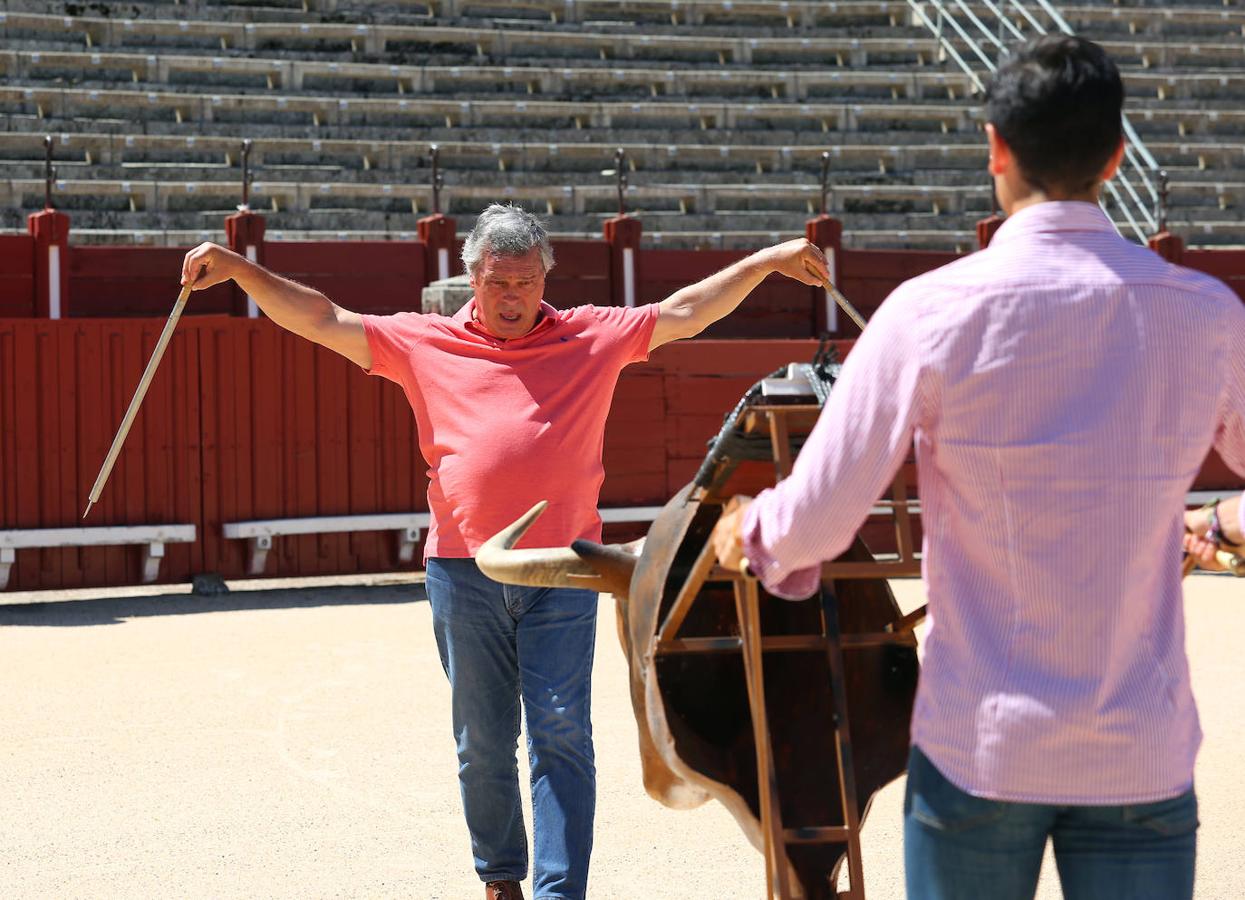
[743,201,1245,804]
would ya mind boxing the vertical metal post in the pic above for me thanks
[240,138,252,209]
[43,135,55,210]
[431,143,444,214]
[615,147,628,216]
[820,151,830,216]
[991,176,999,217]
[1158,169,1169,234]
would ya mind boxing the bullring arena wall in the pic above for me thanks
[2,215,1244,591]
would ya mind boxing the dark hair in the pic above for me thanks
[985,35,1124,195]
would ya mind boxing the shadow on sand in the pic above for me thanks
[0,581,428,628]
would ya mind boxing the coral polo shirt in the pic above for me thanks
[362,299,659,559]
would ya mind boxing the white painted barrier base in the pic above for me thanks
[0,524,197,589]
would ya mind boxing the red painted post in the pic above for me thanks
[1148,231,1185,264]
[225,209,266,317]
[27,209,70,318]
[806,214,843,335]
[603,215,642,307]
[417,213,457,284]
[976,214,1005,249]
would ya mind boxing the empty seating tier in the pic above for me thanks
[0,0,1241,250]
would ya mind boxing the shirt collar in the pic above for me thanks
[989,201,1116,246]
[453,298,560,342]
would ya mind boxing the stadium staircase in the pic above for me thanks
[0,0,1241,250]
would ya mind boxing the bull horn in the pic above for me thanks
[571,538,641,601]
[476,501,637,597]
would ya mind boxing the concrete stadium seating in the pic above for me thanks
[0,0,1241,250]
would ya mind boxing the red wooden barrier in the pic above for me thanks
[641,339,827,494]
[0,318,204,588]
[7,225,1245,331]
[263,241,427,316]
[0,235,35,317]
[839,248,961,322]
[640,249,816,338]
[194,318,427,579]
[68,246,235,317]
[1184,249,1245,302]
[546,239,612,308]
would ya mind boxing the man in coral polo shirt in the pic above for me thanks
[180,204,829,900]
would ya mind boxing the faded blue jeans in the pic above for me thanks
[425,557,598,900]
[904,745,1198,900]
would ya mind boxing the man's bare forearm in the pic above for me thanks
[181,242,372,369]
[662,250,774,334]
[231,261,339,340]
[649,239,828,349]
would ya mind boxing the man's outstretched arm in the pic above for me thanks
[711,286,928,598]
[181,242,372,370]
[648,238,829,350]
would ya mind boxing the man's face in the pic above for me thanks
[468,248,546,340]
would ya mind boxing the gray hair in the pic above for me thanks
[461,204,555,275]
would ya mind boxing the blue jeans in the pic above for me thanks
[904,746,1198,900]
[425,557,598,900]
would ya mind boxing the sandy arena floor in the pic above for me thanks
[1,572,1242,899]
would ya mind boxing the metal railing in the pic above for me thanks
[907,0,1162,242]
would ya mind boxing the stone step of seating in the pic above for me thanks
[0,86,983,132]
[0,42,941,76]
[10,132,1245,178]
[8,85,1245,145]
[0,130,991,175]
[10,82,1243,119]
[11,50,1245,105]
[2,2,916,33]
[0,152,1226,253]
[5,18,1237,79]
[0,176,998,217]
[11,0,1239,41]
[0,110,992,146]
[9,43,1241,91]
[1,0,1241,249]
[0,125,1230,230]
[5,0,897,30]
[0,158,1002,189]
[0,12,938,65]
[2,10,1237,74]
[0,50,982,102]
[21,204,988,236]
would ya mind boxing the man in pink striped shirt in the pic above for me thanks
[714,36,1245,899]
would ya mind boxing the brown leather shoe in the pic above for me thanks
[484,881,524,900]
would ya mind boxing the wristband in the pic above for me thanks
[1205,499,1228,547]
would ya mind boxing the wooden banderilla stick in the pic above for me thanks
[802,258,868,332]
[83,278,196,518]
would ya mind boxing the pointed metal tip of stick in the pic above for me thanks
[82,500,94,520]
